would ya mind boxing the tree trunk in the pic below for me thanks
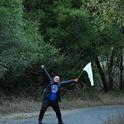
[95,55,108,92]
[108,48,114,90]
[119,48,123,90]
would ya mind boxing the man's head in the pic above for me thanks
[54,76,60,83]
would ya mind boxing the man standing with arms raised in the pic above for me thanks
[39,65,78,124]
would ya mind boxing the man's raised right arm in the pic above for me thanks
[41,65,52,81]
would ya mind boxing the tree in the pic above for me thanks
[22,0,124,92]
[0,0,62,94]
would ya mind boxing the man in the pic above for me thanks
[39,65,78,124]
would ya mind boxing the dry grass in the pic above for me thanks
[61,95,124,110]
[61,90,124,109]
[0,96,41,117]
[104,113,124,124]
[0,91,124,117]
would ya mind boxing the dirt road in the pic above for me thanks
[0,105,124,124]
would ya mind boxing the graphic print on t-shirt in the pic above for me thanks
[50,84,59,101]
[51,85,58,93]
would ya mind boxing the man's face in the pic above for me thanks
[54,76,60,83]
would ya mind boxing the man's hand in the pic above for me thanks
[74,78,79,82]
[41,65,44,68]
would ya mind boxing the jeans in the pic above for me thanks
[39,99,63,123]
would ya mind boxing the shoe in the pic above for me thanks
[39,121,42,124]
[58,122,64,124]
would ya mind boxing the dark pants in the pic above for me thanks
[39,99,63,123]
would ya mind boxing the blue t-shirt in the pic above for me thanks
[50,84,59,101]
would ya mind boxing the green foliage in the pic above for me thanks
[0,0,62,94]
[0,0,124,95]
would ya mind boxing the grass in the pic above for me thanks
[104,113,124,124]
[0,90,124,117]
[0,96,41,117]
[61,90,124,109]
